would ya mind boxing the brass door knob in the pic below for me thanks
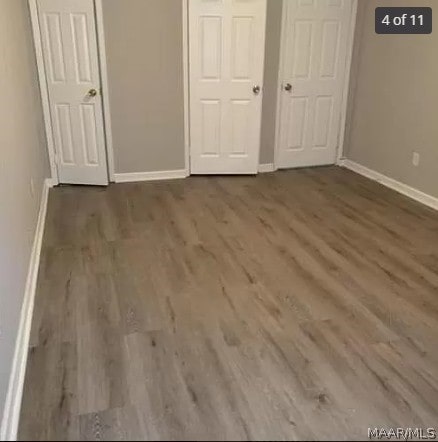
[284,83,292,92]
[87,88,98,97]
[253,85,261,95]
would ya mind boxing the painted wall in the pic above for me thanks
[0,0,49,423]
[345,0,438,198]
[102,0,186,174]
[260,0,283,166]
[102,0,282,174]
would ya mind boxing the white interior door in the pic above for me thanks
[189,0,267,175]
[277,0,353,169]
[37,0,108,185]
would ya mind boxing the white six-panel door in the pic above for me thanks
[189,0,267,174]
[37,0,108,185]
[277,0,352,169]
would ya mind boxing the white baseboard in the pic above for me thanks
[0,178,51,441]
[341,159,438,211]
[258,163,276,173]
[45,177,57,188]
[115,166,279,181]
[114,169,189,183]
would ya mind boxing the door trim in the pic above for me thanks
[29,0,58,185]
[183,0,190,176]
[28,0,115,183]
[181,0,191,175]
[273,0,358,170]
[94,0,115,181]
[337,0,358,164]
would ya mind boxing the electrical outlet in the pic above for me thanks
[412,152,420,167]
[30,178,35,197]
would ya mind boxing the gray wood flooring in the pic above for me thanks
[19,166,438,440]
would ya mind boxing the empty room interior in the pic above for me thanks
[1,0,438,440]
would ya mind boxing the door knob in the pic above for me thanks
[284,83,293,92]
[87,88,98,97]
[252,85,261,95]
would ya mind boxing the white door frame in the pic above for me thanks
[182,0,190,176]
[28,0,115,184]
[273,0,358,171]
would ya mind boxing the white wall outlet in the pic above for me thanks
[412,152,420,167]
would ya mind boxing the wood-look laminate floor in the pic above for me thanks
[19,166,438,441]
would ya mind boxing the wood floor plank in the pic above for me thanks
[19,167,438,441]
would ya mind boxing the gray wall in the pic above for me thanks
[102,0,282,173]
[102,0,186,174]
[345,0,438,198]
[0,0,49,422]
[260,0,283,165]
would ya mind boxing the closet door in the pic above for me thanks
[37,0,108,185]
[189,0,267,174]
[277,0,353,169]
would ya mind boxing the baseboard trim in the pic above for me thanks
[45,177,57,188]
[114,169,189,183]
[0,178,51,441]
[258,163,276,173]
[342,159,438,211]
